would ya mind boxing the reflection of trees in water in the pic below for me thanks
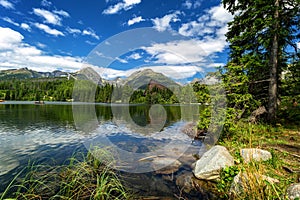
[0,104,203,134]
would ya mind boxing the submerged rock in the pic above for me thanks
[151,157,182,175]
[286,183,300,200]
[240,148,272,163]
[194,145,234,180]
[176,173,194,193]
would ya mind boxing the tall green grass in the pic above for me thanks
[1,148,132,200]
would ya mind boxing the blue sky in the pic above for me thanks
[0,0,234,80]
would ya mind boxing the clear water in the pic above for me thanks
[0,102,204,199]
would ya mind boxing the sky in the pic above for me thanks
[0,0,235,81]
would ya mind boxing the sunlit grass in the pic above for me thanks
[1,148,132,200]
[217,122,299,199]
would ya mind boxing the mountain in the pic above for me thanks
[0,68,42,80]
[0,68,70,80]
[124,69,180,89]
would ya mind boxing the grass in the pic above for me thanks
[216,121,300,200]
[1,148,132,200]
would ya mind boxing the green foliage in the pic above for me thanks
[1,149,132,200]
[217,165,239,198]
[222,0,300,122]
[0,78,74,101]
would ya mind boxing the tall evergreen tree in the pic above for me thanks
[223,0,300,122]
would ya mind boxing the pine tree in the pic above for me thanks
[223,0,300,122]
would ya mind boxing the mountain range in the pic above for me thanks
[0,67,180,88]
[0,68,71,80]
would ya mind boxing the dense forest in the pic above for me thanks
[0,77,211,104]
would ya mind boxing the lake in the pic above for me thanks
[0,101,205,199]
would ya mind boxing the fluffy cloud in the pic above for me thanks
[178,4,233,37]
[127,53,142,60]
[152,12,180,32]
[53,10,70,17]
[0,27,23,49]
[182,0,201,9]
[0,0,14,9]
[94,65,203,80]
[41,0,52,7]
[34,23,64,36]
[3,17,31,32]
[20,23,31,31]
[142,38,225,65]
[33,8,62,25]
[66,27,81,34]
[82,28,99,40]
[103,0,141,14]
[3,17,19,26]
[127,16,145,26]
[0,27,83,72]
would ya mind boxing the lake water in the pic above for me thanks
[0,101,205,199]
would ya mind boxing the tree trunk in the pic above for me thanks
[267,0,280,122]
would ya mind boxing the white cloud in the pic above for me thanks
[127,16,145,26]
[41,0,52,7]
[142,38,225,65]
[36,42,46,48]
[20,23,31,31]
[115,57,128,63]
[66,27,81,34]
[0,27,84,72]
[3,17,19,26]
[34,23,64,36]
[0,27,23,50]
[33,8,62,25]
[95,65,203,80]
[183,0,192,9]
[297,42,300,49]
[53,10,70,17]
[82,28,99,40]
[0,0,14,9]
[85,40,97,45]
[208,5,233,23]
[179,4,233,37]
[183,0,201,9]
[103,0,141,14]
[152,12,180,32]
[127,53,142,60]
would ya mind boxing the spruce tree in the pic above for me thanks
[223,0,300,122]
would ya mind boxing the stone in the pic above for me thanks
[286,183,300,200]
[175,173,195,193]
[151,157,182,175]
[193,145,234,180]
[230,172,280,195]
[240,148,272,163]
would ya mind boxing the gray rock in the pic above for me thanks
[193,145,234,180]
[176,173,194,193]
[240,148,272,163]
[230,172,279,195]
[287,183,300,200]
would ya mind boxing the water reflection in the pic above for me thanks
[0,102,201,189]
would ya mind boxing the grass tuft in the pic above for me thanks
[1,147,132,200]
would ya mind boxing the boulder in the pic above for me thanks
[194,145,234,180]
[286,183,300,200]
[240,148,272,163]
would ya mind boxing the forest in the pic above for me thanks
[0,77,211,105]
